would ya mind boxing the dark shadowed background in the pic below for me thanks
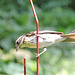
[0,0,75,75]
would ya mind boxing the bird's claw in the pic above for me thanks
[36,48,47,58]
[36,54,40,58]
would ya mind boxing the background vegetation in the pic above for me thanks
[0,0,75,75]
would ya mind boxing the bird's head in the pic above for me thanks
[15,35,26,51]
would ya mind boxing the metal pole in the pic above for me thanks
[24,58,26,75]
[30,0,39,75]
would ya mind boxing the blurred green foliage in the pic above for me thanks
[0,0,75,75]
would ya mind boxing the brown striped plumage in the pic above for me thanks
[16,30,75,57]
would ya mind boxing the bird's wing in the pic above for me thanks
[61,30,75,43]
[61,29,75,38]
[26,30,63,36]
[61,33,75,38]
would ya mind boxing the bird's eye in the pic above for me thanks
[16,41,19,44]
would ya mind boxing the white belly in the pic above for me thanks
[27,34,66,48]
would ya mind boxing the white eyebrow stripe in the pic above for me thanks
[16,35,25,43]
[20,36,25,44]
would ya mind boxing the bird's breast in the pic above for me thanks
[25,34,66,48]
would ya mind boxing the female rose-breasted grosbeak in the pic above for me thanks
[16,30,75,57]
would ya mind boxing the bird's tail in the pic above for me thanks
[61,30,75,43]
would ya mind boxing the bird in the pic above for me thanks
[16,30,75,57]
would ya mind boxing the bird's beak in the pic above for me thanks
[16,44,19,52]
